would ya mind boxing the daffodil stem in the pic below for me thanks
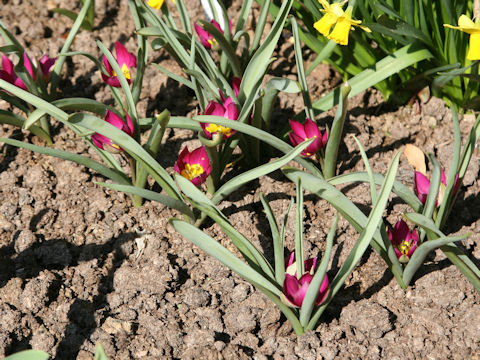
[475,0,480,20]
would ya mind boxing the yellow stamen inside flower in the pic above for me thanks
[181,163,204,181]
[397,240,412,256]
[207,38,219,47]
[205,123,232,137]
[112,64,131,80]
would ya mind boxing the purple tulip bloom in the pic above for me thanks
[281,253,329,308]
[194,19,233,50]
[414,169,460,207]
[101,41,137,87]
[388,220,419,263]
[91,110,134,153]
[200,96,239,139]
[175,146,212,186]
[38,54,56,82]
[195,20,222,50]
[288,118,328,157]
[219,77,241,102]
[0,54,33,90]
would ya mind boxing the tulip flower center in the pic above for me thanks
[397,240,412,256]
[205,123,232,137]
[112,64,131,80]
[181,163,204,181]
[207,38,218,47]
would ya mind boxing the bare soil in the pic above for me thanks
[1,0,480,359]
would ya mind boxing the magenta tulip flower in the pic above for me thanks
[38,54,56,82]
[101,41,137,87]
[200,96,239,139]
[388,220,419,263]
[175,146,212,186]
[288,118,328,157]
[91,110,134,153]
[0,54,33,90]
[414,169,460,207]
[219,77,241,102]
[0,53,56,90]
[281,253,329,308]
[194,20,224,50]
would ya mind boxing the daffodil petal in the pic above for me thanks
[467,32,480,60]
[327,17,352,45]
[314,13,338,36]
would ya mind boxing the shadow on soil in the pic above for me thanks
[0,226,138,359]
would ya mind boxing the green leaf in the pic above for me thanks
[50,0,94,93]
[300,214,337,326]
[192,115,322,177]
[25,97,115,131]
[4,350,50,360]
[94,344,108,360]
[96,182,194,218]
[328,172,422,212]
[312,43,433,111]
[0,110,52,144]
[50,8,93,31]
[403,233,470,286]
[292,17,314,120]
[211,138,314,204]
[68,113,181,200]
[170,218,280,296]
[239,0,294,103]
[235,0,254,33]
[152,63,194,89]
[306,151,402,330]
[404,212,444,238]
[323,83,350,179]
[201,21,242,77]
[0,137,130,185]
[260,193,284,284]
[295,177,305,277]
[353,136,377,204]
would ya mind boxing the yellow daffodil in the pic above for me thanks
[147,0,167,10]
[444,15,480,60]
[313,0,370,45]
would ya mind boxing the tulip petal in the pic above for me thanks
[289,119,306,138]
[115,41,136,68]
[304,118,321,138]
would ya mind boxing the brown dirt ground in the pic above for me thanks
[1,0,480,359]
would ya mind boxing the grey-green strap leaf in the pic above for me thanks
[97,182,194,218]
[170,218,280,296]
